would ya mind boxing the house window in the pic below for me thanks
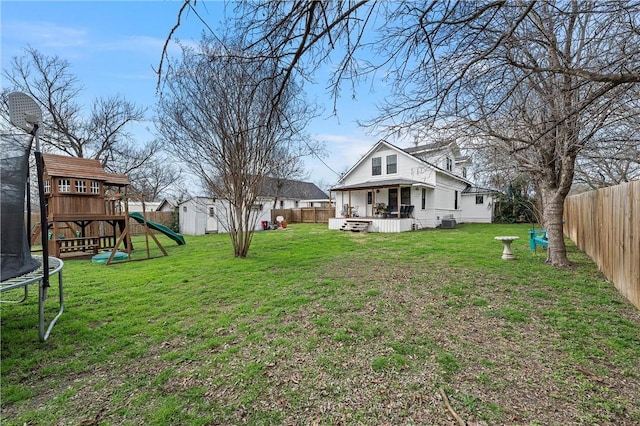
[372,157,382,176]
[58,179,71,193]
[454,190,459,209]
[367,191,373,205]
[401,187,411,205]
[90,181,100,194]
[421,188,427,210]
[476,195,484,204]
[44,179,51,194]
[183,206,187,212]
[446,157,453,171]
[208,207,215,217]
[295,201,299,208]
[279,200,284,208]
[462,167,467,178]
[386,154,397,174]
[251,204,264,211]
[75,180,87,193]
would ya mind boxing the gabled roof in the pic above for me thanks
[336,139,472,187]
[337,140,428,184]
[259,176,328,200]
[42,153,130,186]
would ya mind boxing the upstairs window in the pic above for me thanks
[462,167,467,178]
[372,157,382,176]
[445,157,453,171]
[208,207,215,217]
[58,179,71,193]
[44,179,51,194]
[90,181,100,194]
[476,195,484,205]
[386,154,397,174]
[75,180,87,193]
[421,188,427,209]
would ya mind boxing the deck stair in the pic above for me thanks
[340,219,371,232]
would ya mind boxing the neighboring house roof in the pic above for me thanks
[259,177,328,200]
[157,199,176,211]
[42,153,130,186]
[177,196,214,206]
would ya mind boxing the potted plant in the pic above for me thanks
[375,203,387,217]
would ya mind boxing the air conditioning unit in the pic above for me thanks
[441,217,457,229]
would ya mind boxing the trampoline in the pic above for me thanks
[1,92,64,341]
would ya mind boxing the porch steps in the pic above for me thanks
[340,219,371,233]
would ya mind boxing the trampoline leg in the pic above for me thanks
[39,269,64,342]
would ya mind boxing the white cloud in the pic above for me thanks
[4,21,88,49]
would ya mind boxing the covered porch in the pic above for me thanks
[328,178,433,233]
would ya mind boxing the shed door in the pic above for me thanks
[206,205,217,233]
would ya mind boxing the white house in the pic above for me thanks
[328,140,496,232]
[178,178,328,235]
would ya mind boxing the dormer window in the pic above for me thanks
[445,157,453,171]
[372,157,382,176]
[386,154,397,174]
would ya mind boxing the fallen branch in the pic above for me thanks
[439,387,466,426]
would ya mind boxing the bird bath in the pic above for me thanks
[494,236,519,260]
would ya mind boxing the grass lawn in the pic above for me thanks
[1,223,639,425]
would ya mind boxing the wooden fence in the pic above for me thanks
[564,180,640,309]
[127,211,174,235]
[271,207,335,224]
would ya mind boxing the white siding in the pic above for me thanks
[461,193,494,223]
[179,198,212,235]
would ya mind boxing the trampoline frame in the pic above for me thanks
[1,256,64,341]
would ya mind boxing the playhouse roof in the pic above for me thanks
[42,154,130,186]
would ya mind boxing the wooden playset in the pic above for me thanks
[32,153,181,262]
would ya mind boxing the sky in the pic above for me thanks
[1,1,393,192]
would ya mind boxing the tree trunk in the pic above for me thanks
[540,188,570,266]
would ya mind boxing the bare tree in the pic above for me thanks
[2,47,180,200]
[3,48,145,161]
[156,36,313,257]
[161,1,640,266]
[267,139,326,209]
